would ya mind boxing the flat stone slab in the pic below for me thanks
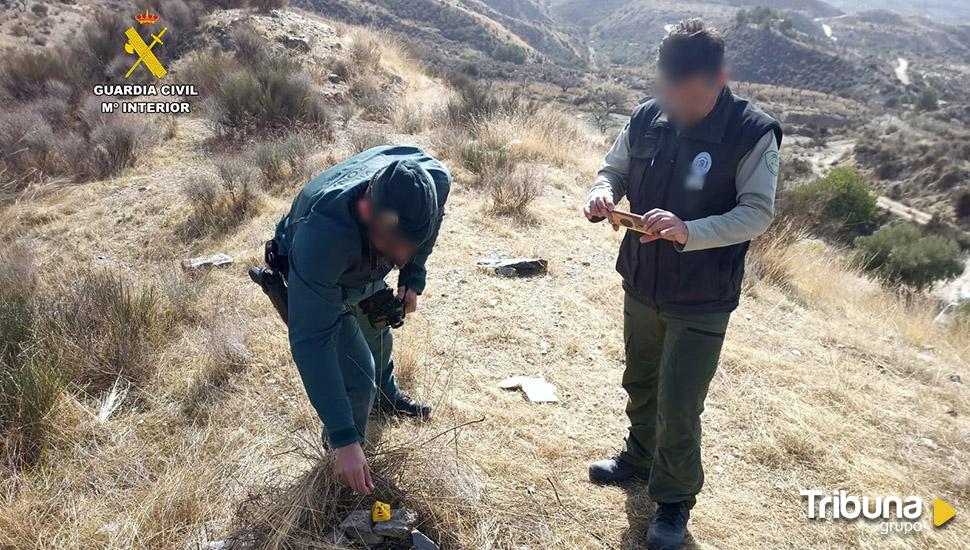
[477,258,548,278]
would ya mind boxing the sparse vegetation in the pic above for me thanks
[180,161,262,237]
[854,222,964,289]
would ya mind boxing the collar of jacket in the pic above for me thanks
[649,86,735,144]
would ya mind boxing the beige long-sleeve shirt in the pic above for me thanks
[590,127,780,252]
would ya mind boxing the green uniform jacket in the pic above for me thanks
[274,146,451,447]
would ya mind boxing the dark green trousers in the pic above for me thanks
[619,292,730,508]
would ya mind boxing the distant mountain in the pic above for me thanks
[822,0,970,24]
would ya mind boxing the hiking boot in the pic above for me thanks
[588,455,650,484]
[377,393,431,419]
[646,502,690,550]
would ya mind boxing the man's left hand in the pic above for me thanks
[397,287,418,314]
[638,209,689,246]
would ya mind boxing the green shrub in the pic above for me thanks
[916,88,939,112]
[492,43,527,64]
[955,189,970,220]
[0,249,62,466]
[854,223,964,290]
[793,166,880,239]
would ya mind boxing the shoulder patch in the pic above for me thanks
[764,150,780,177]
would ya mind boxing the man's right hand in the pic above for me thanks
[334,442,374,494]
[584,190,619,230]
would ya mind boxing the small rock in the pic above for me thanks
[181,253,234,272]
[790,349,802,358]
[918,437,938,450]
[411,530,439,550]
[948,374,962,384]
[339,510,384,545]
[278,33,310,52]
[203,541,229,550]
[373,508,418,539]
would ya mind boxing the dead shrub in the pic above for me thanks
[0,108,67,189]
[348,128,387,154]
[180,161,262,238]
[252,133,313,189]
[0,50,67,101]
[348,38,382,72]
[484,161,542,219]
[202,52,330,136]
[80,115,160,180]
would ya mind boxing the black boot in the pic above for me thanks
[588,455,650,484]
[377,393,431,419]
[646,502,690,550]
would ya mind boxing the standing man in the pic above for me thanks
[250,146,450,494]
[583,20,782,549]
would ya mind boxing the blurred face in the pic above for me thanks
[657,70,728,128]
[358,198,418,268]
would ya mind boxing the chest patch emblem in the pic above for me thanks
[687,152,712,190]
[691,152,712,176]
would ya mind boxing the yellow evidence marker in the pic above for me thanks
[372,500,392,523]
[933,498,956,527]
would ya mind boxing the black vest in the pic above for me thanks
[618,88,782,313]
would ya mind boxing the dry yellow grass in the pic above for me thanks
[1,7,968,550]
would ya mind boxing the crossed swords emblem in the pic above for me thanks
[124,26,168,79]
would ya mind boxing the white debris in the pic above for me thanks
[933,302,960,325]
[181,253,234,271]
[97,376,129,422]
[895,57,911,85]
[498,376,559,403]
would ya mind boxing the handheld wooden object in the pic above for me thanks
[606,209,650,234]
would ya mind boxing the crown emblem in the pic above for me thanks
[135,10,159,25]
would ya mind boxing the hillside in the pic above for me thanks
[292,0,585,74]
[0,3,968,550]
[725,24,896,98]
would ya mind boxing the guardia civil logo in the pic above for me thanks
[93,9,198,115]
[125,10,168,79]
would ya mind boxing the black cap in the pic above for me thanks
[370,160,439,246]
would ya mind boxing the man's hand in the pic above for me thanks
[584,190,619,231]
[638,209,689,245]
[334,442,374,494]
[396,287,418,314]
